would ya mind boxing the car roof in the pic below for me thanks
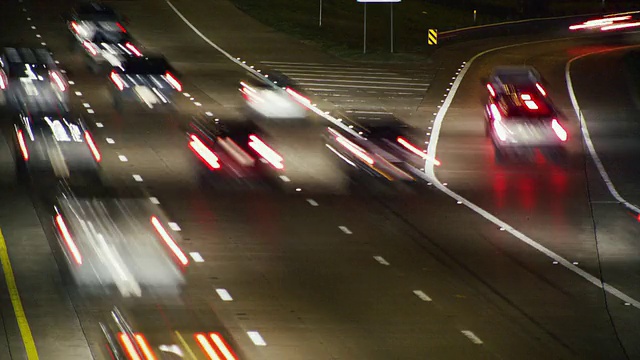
[496,91,554,118]
[3,48,55,65]
[118,55,172,74]
[74,3,118,18]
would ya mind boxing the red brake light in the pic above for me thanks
[50,71,67,92]
[0,71,7,90]
[248,134,284,170]
[486,83,496,97]
[165,71,182,92]
[84,131,101,163]
[551,119,568,142]
[396,136,440,166]
[209,333,238,360]
[150,216,189,266]
[329,128,374,165]
[16,129,29,161]
[601,21,640,31]
[117,333,141,360]
[195,333,219,360]
[116,22,127,33]
[189,134,221,170]
[83,40,98,56]
[110,71,125,91]
[70,21,80,34]
[124,42,142,57]
[194,333,238,360]
[55,214,83,265]
[535,83,546,97]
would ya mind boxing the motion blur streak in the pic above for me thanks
[55,214,82,265]
[535,83,547,96]
[209,333,237,360]
[50,71,67,92]
[396,136,441,166]
[118,333,142,360]
[248,134,284,169]
[110,71,125,90]
[601,21,640,31]
[195,333,222,360]
[84,132,101,162]
[125,42,143,57]
[150,216,189,266]
[329,128,374,165]
[17,129,29,160]
[134,334,157,360]
[486,83,496,97]
[164,71,182,92]
[189,134,221,170]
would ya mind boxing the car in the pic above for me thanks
[187,114,285,180]
[66,2,127,48]
[52,188,187,297]
[239,70,307,120]
[485,66,547,98]
[484,83,568,160]
[0,47,69,110]
[79,30,143,73]
[108,54,183,111]
[324,113,438,182]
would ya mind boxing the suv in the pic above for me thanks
[0,47,69,109]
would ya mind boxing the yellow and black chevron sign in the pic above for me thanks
[428,29,438,45]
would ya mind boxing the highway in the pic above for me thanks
[0,0,638,359]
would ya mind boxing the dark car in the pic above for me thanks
[108,55,182,111]
[325,113,437,182]
[66,2,128,48]
[80,30,143,73]
[187,114,285,180]
[0,47,69,110]
[239,70,307,120]
[13,106,101,178]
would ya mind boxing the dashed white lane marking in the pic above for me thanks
[68,80,75,85]
[566,46,640,216]
[96,122,104,128]
[105,138,115,144]
[118,155,128,162]
[306,199,319,206]
[205,111,214,116]
[40,42,46,46]
[30,25,35,29]
[295,188,302,192]
[215,288,233,301]
[26,17,31,20]
[193,102,202,107]
[246,331,266,346]
[87,109,95,114]
[424,38,640,310]
[461,330,483,344]
[74,91,82,96]
[183,92,191,97]
[82,103,91,108]
[279,175,291,182]
[132,174,143,182]
[149,197,160,204]
[373,256,390,266]
[35,34,41,38]
[168,222,181,231]
[338,226,352,234]
[189,252,204,263]
[413,290,432,302]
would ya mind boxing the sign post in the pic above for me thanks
[357,0,401,54]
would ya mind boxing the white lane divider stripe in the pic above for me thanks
[149,197,160,204]
[189,252,204,262]
[565,45,640,215]
[279,175,291,182]
[413,290,432,301]
[246,331,266,346]
[96,122,104,128]
[132,174,143,182]
[105,138,115,144]
[168,222,181,231]
[306,199,319,206]
[215,288,232,301]
[461,330,483,344]
[373,256,390,266]
[424,39,640,310]
[118,155,128,162]
[338,226,352,234]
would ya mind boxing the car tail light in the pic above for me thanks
[194,333,238,360]
[396,136,440,166]
[150,216,189,266]
[16,129,29,161]
[535,83,546,97]
[164,71,182,92]
[70,21,80,34]
[520,94,539,110]
[551,119,568,142]
[110,71,125,91]
[55,214,83,265]
[49,71,67,92]
[84,131,101,163]
[486,83,496,97]
[117,333,156,360]
[0,71,7,90]
[490,104,508,141]
[329,128,374,165]
[116,22,127,33]
[124,42,142,57]
[601,21,640,31]
[248,134,284,170]
[83,40,98,56]
[189,134,221,170]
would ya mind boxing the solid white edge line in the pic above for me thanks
[424,38,640,310]
[565,44,640,215]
